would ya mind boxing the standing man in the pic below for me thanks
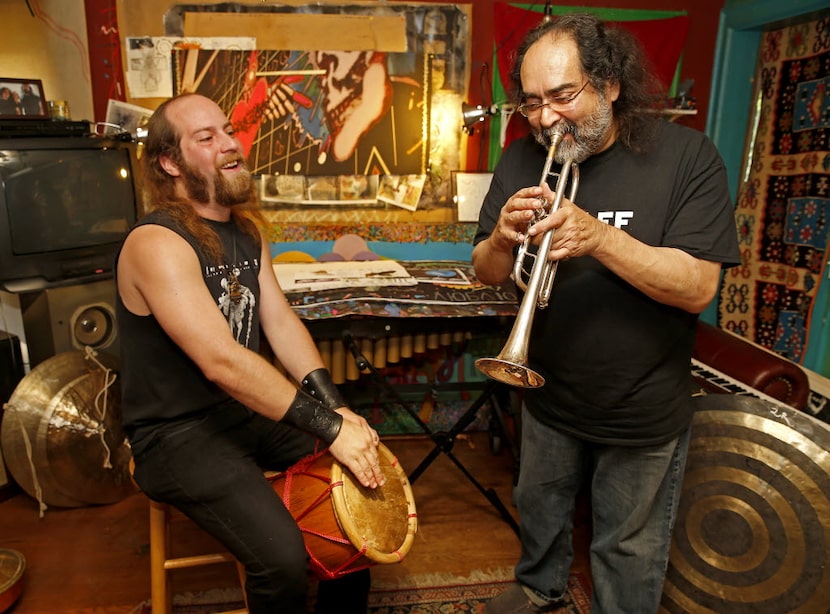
[117,93,384,613]
[473,14,740,614]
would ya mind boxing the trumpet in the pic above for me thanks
[475,127,579,388]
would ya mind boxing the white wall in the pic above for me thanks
[0,0,93,122]
[0,291,27,372]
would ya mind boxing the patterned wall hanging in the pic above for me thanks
[719,15,830,364]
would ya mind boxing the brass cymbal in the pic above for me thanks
[1,350,134,508]
[661,394,830,613]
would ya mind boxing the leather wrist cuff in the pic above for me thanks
[284,389,343,445]
[301,367,347,411]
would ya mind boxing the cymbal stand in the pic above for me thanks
[342,331,519,536]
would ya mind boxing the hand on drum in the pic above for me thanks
[329,408,385,489]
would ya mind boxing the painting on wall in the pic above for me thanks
[172,47,429,179]
[160,2,470,212]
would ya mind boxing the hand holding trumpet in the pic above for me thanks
[520,181,611,263]
[495,169,610,266]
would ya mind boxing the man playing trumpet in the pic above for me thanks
[473,13,740,614]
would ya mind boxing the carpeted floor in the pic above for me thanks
[368,572,591,613]
[136,570,592,613]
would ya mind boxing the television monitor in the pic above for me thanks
[0,135,143,292]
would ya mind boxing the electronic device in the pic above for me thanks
[0,119,92,138]
[0,136,143,293]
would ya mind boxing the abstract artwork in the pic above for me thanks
[173,47,429,178]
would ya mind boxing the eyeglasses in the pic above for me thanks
[516,80,590,118]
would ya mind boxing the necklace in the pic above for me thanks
[227,225,243,305]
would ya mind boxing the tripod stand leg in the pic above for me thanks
[343,332,519,536]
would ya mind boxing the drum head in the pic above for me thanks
[662,394,830,612]
[330,442,417,564]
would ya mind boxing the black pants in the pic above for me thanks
[131,402,370,613]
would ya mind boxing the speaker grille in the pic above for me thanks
[71,303,116,349]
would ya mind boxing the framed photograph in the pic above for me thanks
[259,174,380,207]
[0,78,47,119]
[377,174,427,211]
[105,98,154,137]
[453,171,493,222]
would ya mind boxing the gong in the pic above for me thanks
[0,350,134,508]
[661,394,830,613]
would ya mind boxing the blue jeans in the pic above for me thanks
[514,405,690,614]
[131,401,370,614]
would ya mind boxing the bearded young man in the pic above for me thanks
[473,14,740,614]
[116,93,383,613]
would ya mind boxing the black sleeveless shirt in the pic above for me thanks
[115,209,262,445]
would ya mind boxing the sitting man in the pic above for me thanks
[116,92,384,613]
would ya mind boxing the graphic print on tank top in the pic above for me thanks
[218,262,256,347]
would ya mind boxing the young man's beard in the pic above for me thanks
[534,90,614,164]
[180,160,254,207]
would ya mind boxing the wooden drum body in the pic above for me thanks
[270,442,417,580]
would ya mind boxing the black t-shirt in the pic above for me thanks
[475,122,741,445]
[116,210,262,446]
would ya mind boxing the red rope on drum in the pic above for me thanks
[277,450,334,521]
[307,536,372,580]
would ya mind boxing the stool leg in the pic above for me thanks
[149,500,172,613]
[236,562,249,610]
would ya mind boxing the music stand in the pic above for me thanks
[343,331,520,536]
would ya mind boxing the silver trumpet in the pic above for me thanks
[475,127,579,388]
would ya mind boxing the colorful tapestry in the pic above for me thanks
[718,17,830,363]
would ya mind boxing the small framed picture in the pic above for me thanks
[0,78,47,119]
[453,171,493,222]
[105,98,154,137]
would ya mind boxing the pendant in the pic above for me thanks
[228,270,242,304]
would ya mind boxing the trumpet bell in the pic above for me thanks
[475,357,545,388]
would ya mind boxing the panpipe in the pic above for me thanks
[317,329,472,384]
[302,316,511,385]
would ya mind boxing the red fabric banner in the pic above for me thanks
[493,3,690,147]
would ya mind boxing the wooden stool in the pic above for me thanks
[147,498,248,614]
[129,459,249,614]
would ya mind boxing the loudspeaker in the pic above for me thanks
[20,278,118,368]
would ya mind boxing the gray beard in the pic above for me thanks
[534,95,614,164]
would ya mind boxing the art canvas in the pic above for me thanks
[172,48,429,178]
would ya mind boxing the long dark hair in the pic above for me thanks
[509,13,666,152]
[141,93,265,264]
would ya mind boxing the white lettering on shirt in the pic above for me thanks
[597,211,634,228]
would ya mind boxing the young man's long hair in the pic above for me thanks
[141,93,267,264]
[509,13,666,153]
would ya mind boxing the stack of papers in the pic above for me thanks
[273,260,417,293]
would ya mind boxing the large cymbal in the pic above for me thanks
[661,394,830,612]
[1,350,134,508]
